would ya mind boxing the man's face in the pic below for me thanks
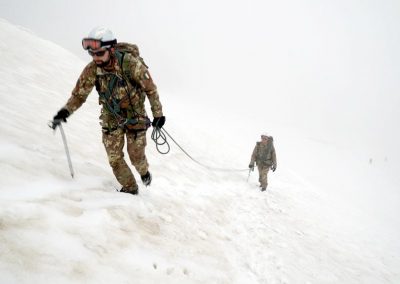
[261,136,268,143]
[88,48,111,66]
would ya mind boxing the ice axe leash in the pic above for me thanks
[49,120,74,178]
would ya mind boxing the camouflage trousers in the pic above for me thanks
[102,128,149,190]
[257,165,270,188]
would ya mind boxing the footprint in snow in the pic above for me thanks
[152,263,189,276]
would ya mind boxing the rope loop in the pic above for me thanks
[151,127,170,154]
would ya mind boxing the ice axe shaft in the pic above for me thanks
[58,124,74,178]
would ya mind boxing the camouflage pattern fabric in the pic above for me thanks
[250,140,277,168]
[64,51,163,130]
[102,128,148,190]
[126,130,148,176]
[250,138,277,189]
[62,48,162,190]
[257,165,270,188]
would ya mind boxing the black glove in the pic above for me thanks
[152,116,165,128]
[249,164,254,171]
[271,165,277,172]
[51,108,70,129]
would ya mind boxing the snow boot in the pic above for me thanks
[141,171,152,186]
[120,185,139,195]
[261,187,266,192]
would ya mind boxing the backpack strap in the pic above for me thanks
[95,51,149,130]
[113,50,145,121]
[98,74,121,117]
[114,50,124,70]
[115,50,134,84]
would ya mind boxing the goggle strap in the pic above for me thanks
[82,38,117,50]
[100,39,117,47]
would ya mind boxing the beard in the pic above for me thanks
[95,59,110,68]
[94,52,115,69]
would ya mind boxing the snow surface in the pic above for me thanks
[0,18,399,284]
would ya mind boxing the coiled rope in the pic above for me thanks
[151,127,248,172]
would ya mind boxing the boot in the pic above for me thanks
[120,184,139,195]
[261,187,266,192]
[141,171,152,186]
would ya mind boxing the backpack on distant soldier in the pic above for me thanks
[255,137,274,166]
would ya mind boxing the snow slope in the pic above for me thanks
[0,19,399,284]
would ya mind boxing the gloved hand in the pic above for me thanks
[271,165,277,172]
[51,108,70,129]
[152,116,166,128]
[249,164,254,171]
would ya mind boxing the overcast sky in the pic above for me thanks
[1,0,399,155]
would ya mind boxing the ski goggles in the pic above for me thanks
[82,38,117,50]
[88,49,107,57]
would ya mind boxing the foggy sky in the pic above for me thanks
[1,0,399,156]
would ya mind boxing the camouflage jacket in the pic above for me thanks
[64,51,163,131]
[250,138,277,167]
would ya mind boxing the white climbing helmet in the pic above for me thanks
[82,27,117,50]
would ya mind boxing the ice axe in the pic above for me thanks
[49,120,74,178]
[247,166,254,182]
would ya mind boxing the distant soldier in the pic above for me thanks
[249,133,277,191]
[51,27,165,195]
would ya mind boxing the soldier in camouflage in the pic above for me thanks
[249,133,277,191]
[52,27,165,195]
